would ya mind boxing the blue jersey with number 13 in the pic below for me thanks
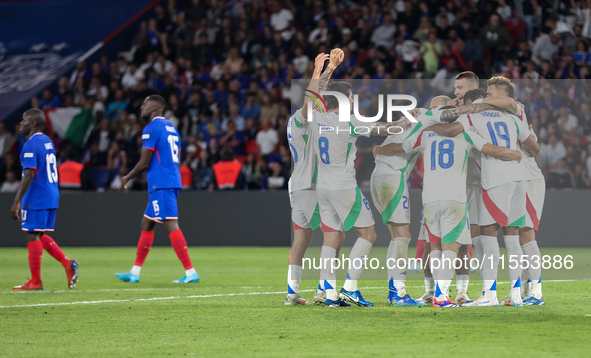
[20,133,60,210]
[142,117,182,193]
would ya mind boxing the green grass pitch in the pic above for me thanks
[1,247,590,357]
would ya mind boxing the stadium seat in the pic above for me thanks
[246,140,259,154]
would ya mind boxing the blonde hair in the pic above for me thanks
[487,76,516,98]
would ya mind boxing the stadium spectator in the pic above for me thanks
[222,104,246,131]
[540,134,568,171]
[0,152,21,183]
[219,120,246,156]
[212,147,243,190]
[0,171,20,193]
[58,151,85,189]
[39,89,61,110]
[256,118,278,156]
[371,13,396,49]
[0,122,14,157]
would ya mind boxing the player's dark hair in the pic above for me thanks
[324,81,352,110]
[147,94,167,109]
[221,147,234,162]
[463,88,486,104]
[455,71,479,88]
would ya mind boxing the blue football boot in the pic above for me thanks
[115,270,139,283]
[339,288,374,306]
[173,272,200,283]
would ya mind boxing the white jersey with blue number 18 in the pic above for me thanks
[403,130,487,204]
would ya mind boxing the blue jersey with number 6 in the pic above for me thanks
[142,117,182,193]
[20,133,60,210]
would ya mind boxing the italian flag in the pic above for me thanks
[44,108,94,148]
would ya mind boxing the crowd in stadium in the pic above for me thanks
[2,0,591,191]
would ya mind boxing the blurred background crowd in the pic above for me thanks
[2,0,591,192]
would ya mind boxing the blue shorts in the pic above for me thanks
[21,209,57,232]
[144,189,179,223]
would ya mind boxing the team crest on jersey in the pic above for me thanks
[317,123,334,132]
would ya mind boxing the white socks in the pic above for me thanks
[456,274,469,295]
[131,265,142,275]
[387,237,411,296]
[480,235,500,300]
[186,268,197,276]
[287,265,302,297]
[504,235,523,299]
[320,246,338,301]
[343,238,373,292]
[435,250,457,300]
[424,277,435,295]
[522,240,543,298]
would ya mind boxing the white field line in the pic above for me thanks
[0,279,587,309]
[1,278,586,295]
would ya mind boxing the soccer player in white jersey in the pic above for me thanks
[371,96,449,306]
[428,82,540,306]
[451,72,481,304]
[486,81,545,306]
[375,116,522,307]
[285,50,348,305]
[311,81,404,307]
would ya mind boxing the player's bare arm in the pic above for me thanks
[522,136,540,156]
[481,97,518,114]
[10,168,35,220]
[318,48,343,92]
[301,53,330,119]
[480,143,522,162]
[121,148,154,189]
[424,122,464,137]
[373,142,404,157]
[439,103,504,122]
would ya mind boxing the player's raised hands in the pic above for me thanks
[314,53,330,72]
[328,48,344,68]
[10,201,20,221]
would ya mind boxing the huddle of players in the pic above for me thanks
[286,51,545,307]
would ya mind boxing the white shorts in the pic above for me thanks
[423,200,471,245]
[480,181,527,227]
[289,188,320,230]
[317,187,375,232]
[525,178,545,231]
[370,164,410,225]
[418,211,428,242]
[466,184,481,226]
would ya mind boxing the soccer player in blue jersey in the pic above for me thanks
[10,109,79,290]
[115,95,199,283]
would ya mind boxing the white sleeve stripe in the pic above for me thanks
[24,153,34,158]
[142,134,150,139]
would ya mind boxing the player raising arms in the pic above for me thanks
[313,79,407,307]
[11,109,78,290]
[115,95,199,284]
[285,51,345,305]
